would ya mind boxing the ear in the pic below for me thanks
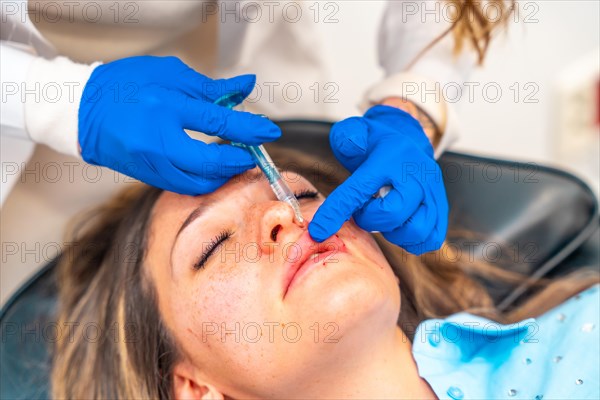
[172,361,224,400]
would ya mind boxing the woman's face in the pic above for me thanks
[145,168,401,398]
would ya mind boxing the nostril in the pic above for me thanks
[270,224,282,242]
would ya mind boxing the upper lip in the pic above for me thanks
[282,231,346,298]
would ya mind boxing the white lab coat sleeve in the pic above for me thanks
[0,43,38,206]
[1,42,36,140]
[1,42,100,157]
[1,41,100,206]
[1,5,100,157]
[362,0,477,157]
[24,55,101,157]
[2,0,54,139]
[1,11,100,206]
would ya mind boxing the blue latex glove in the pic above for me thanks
[309,105,448,255]
[79,56,281,195]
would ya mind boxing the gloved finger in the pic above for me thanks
[418,156,448,230]
[173,171,231,195]
[352,181,424,232]
[203,74,256,103]
[153,144,247,195]
[157,162,232,196]
[397,162,449,255]
[119,149,219,196]
[329,117,369,172]
[364,105,433,157]
[309,160,386,242]
[364,104,423,132]
[380,191,438,250]
[399,196,448,255]
[166,131,256,178]
[402,232,445,255]
[428,167,449,247]
[170,59,256,102]
[178,97,281,144]
[182,74,255,103]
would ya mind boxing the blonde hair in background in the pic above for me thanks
[409,0,517,68]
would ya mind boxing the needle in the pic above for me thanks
[214,93,306,226]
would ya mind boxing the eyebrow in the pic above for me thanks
[173,170,265,241]
[175,198,218,242]
[169,198,217,277]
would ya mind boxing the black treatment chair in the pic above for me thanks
[2,120,598,399]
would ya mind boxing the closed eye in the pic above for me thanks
[193,230,232,271]
[295,189,319,200]
[192,190,317,271]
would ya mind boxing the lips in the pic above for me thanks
[282,231,346,298]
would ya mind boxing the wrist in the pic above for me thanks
[380,97,441,148]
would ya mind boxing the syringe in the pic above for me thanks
[214,93,306,226]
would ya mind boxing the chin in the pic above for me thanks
[292,259,401,337]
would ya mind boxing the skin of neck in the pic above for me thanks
[265,327,438,400]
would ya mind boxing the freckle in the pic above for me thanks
[187,328,202,341]
[281,323,285,328]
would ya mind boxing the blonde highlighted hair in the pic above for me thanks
[411,0,516,67]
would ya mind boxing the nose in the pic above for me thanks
[257,201,305,255]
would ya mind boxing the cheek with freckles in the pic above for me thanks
[340,223,392,272]
[172,262,309,393]
[187,262,262,335]
[171,262,274,383]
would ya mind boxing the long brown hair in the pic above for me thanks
[51,145,598,399]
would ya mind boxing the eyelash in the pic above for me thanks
[193,189,319,271]
[295,189,319,200]
[193,230,232,271]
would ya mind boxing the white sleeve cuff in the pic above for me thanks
[24,56,101,158]
[1,42,37,140]
[359,72,460,158]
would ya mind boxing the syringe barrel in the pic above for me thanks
[247,145,281,184]
[214,92,304,223]
[270,178,304,223]
[270,178,295,203]
[230,143,282,186]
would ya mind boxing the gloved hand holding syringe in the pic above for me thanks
[213,92,306,227]
[77,56,447,254]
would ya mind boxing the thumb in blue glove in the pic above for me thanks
[79,55,281,195]
[308,105,448,255]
